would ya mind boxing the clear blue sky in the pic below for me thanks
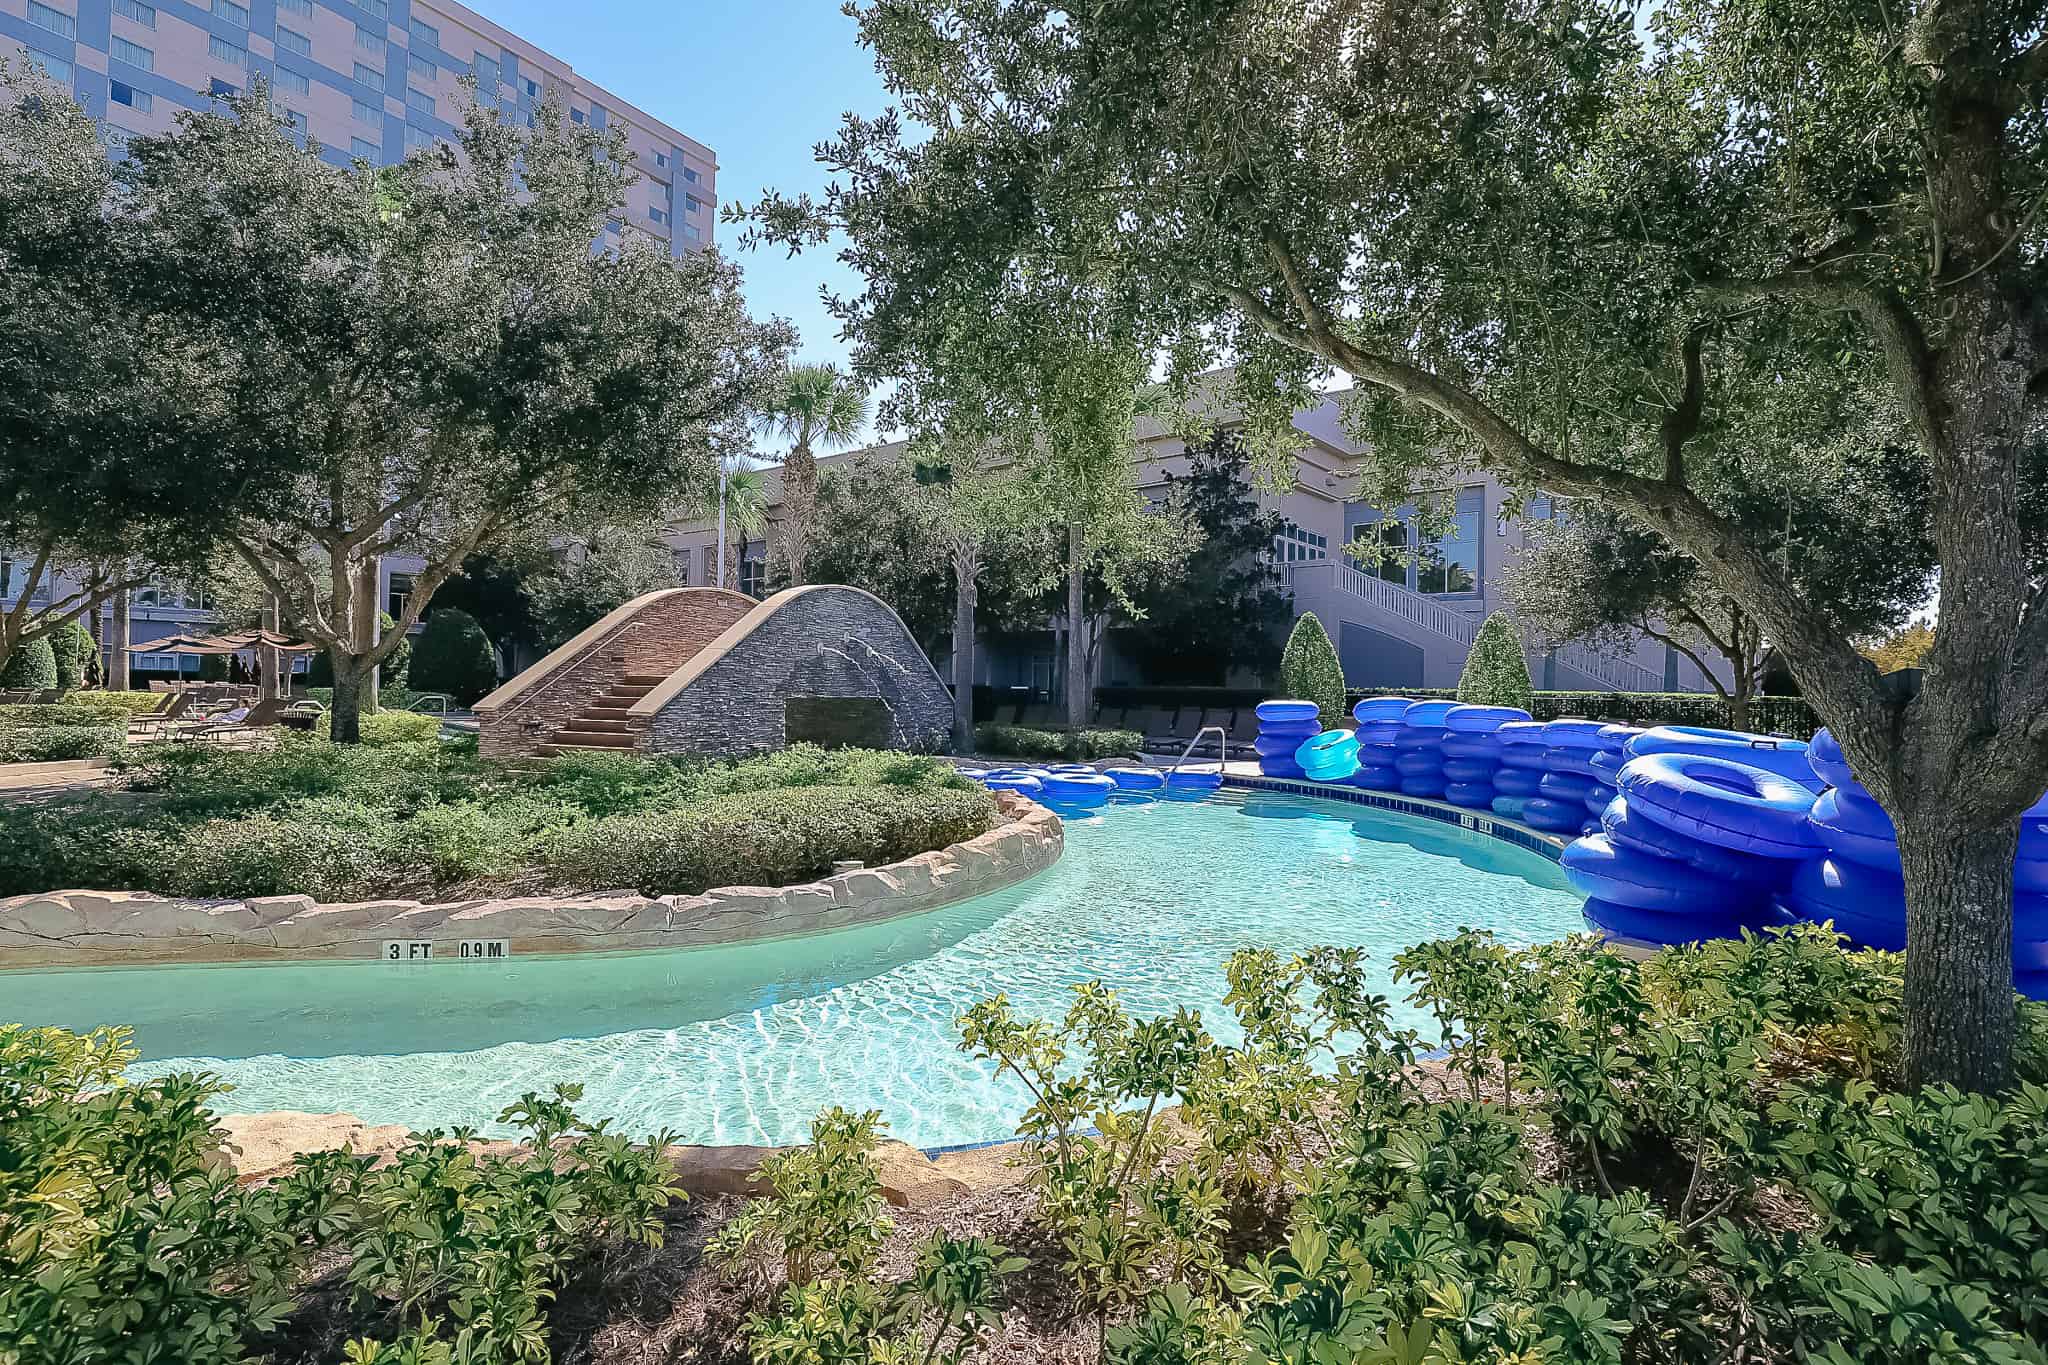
[479,1,885,415]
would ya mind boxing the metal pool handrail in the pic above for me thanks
[1170,725,1229,775]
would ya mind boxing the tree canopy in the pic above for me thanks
[742,0,2048,1090]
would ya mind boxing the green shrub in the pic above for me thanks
[548,783,997,895]
[1279,612,1346,729]
[1350,686,1822,737]
[6,690,165,720]
[974,723,1144,760]
[407,608,498,705]
[0,722,120,763]
[0,635,58,691]
[45,618,95,689]
[1457,611,1535,710]
[317,709,442,746]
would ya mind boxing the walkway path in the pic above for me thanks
[0,758,110,803]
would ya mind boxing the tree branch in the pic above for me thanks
[1661,325,1710,487]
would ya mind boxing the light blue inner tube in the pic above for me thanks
[1542,719,1609,749]
[1584,897,1768,946]
[1402,700,1461,728]
[1296,730,1362,782]
[1562,833,1768,914]
[1353,696,1414,724]
[1444,781,1496,809]
[1256,699,1321,724]
[1805,727,1856,790]
[1445,704,1531,732]
[1628,725,1822,791]
[1618,754,1821,858]
[1105,766,1165,791]
[1522,797,1585,832]
[1492,766,1543,796]
[1601,795,1784,883]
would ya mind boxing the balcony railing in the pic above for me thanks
[1291,560,1482,645]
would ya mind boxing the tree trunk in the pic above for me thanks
[1065,522,1088,732]
[330,656,367,745]
[360,554,381,715]
[782,442,818,587]
[1726,651,1753,732]
[951,543,978,754]
[1895,811,2018,1092]
[329,556,381,745]
[109,588,130,692]
[260,596,283,702]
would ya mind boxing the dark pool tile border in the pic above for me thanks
[1221,774,1568,863]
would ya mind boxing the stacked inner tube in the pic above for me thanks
[1566,742,1816,946]
[1491,721,1548,818]
[1581,725,1642,827]
[1439,704,1531,809]
[1786,728,2048,1000]
[1349,696,1410,791]
[1524,720,1607,834]
[1254,700,1321,779]
[1393,700,1458,799]
[1296,729,1362,783]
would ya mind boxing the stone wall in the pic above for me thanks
[475,588,757,758]
[0,792,1061,968]
[639,585,954,757]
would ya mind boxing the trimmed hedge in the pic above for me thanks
[1457,612,1535,711]
[0,724,120,763]
[974,724,1145,760]
[548,784,997,896]
[1349,686,1821,737]
[317,710,441,745]
[46,620,94,690]
[0,637,57,690]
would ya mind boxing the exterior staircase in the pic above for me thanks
[535,673,665,756]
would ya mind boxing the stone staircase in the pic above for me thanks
[535,673,666,756]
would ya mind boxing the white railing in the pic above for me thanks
[1552,643,1665,693]
[1312,561,1482,645]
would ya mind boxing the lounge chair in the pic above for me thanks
[177,698,285,745]
[1019,703,1057,729]
[129,692,195,741]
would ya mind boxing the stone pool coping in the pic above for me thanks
[0,790,1063,969]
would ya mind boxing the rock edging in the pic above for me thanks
[0,791,1062,968]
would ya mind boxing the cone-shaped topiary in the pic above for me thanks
[0,635,58,691]
[47,619,95,690]
[407,608,499,706]
[1280,611,1348,729]
[1458,611,1535,711]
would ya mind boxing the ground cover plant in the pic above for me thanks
[0,741,995,902]
[6,926,2046,1365]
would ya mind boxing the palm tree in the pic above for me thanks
[756,364,869,585]
[714,465,769,593]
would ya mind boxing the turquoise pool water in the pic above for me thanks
[2,788,1582,1148]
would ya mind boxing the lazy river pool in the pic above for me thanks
[3,787,1584,1149]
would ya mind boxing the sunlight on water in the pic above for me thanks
[3,788,1581,1148]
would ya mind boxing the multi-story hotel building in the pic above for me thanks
[2,0,716,681]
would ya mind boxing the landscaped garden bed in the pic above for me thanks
[0,693,161,763]
[0,737,997,903]
[7,926,2045,1365]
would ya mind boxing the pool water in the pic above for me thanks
[2,788,1583,1148]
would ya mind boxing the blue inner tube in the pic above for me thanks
[1355,720,1407,745]
[1563,833,1768,914]
[1777,856,1905,950]
[1496,721,1549,746]
[1441,757,1498,784]
[1440,734,1503,761]
[1597,724,1643,752]
[1255,699,1321,724]
[1600,795,1793,885]
[1492,766,1543,796]
[1583,782,1618,814]
[1259,758,1307,778]
[1618,754,1820,858]
[1522,797,1586,832]
[1352,696,1414,724]
[984,775,1044,796]
[1539,770,1599,800]
[1445,704,1531,733]
[1444,781,1497,809]
[1043,772,1115,794]
[1808,787,1900,872]
[1352,764,1403,791]
[1393,727,1444,750]
[1806,728,1857,790]
[1400,773,1448,798]
[1491,795,1529,818]
[1105,767,1165,791]
[1499,747,1549,772]
[1543,746,1605,779]
[1394,750,1447,777]
[1584,897,1769,946]
[1542,719,1609,749]
[1628,726,1822,792]
[1165,769,1221,789]
[1402,700,1461,728]
[1253,731,1318,758]
[1588,749,1625,781]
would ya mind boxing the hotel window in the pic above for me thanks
[702,547,717,582]
[570,107,585,124]
[1272,522,1328,564]
[209,76,237,96]
[27,3,75,39]
[275,26,310,57]
[1416,488,1482,594]
[408,17,439,48]
[738,546,765,597]
[110,37,154,70]
[213,0,248,28]
[406,87,433,114]
[356,24,382,52]
[114,0,156,27]
[24,48,70,85]
[274,67,309,96]
[110,80,153,111]
[385,573,412,620]
[353,99,382,126]
[681,222,702,242]
[654,151,668,167]
[351,136,379,160]
[404,124,433,150]
[277,0,311,15]
[473,53,500,87]
[209,36,247,67]
[407,51,434,80]
[683,166,699,183]
[354,62,383,92]
[359,0,388,17]
[671,550,690,587]
[648,207,666,225]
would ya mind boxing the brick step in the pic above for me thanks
[538,742,644,757]
[562,717,634,734]
[547,729,637,749]
[620,673,668,687]
[582,704,637,720]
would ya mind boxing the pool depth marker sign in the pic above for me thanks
[378,939,513,962]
